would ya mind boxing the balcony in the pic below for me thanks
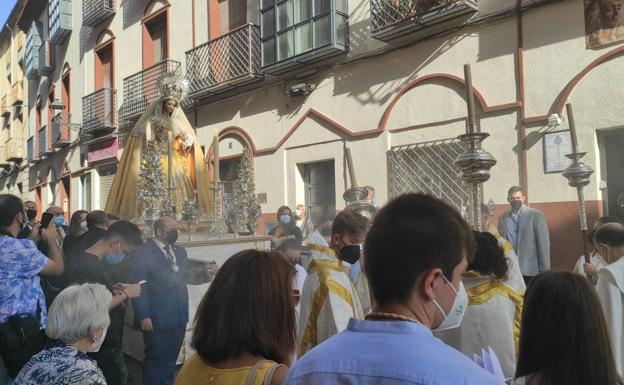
[0,97,9,117]
[38,40,55,76]
[186,24,264,98]
[52,112,73,148]
[260,0,348,75]
[27,136,39,163]
[122,60,181,122]
[82,88,117,136]
[0,147,9,169]
[38,125,54,157]
[83,0,116,27]
[50,0,72,44]
[24,21,43,79]
[10,81,24,105]
[6,138,25,162]
[370,0,478,41]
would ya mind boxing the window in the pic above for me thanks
[95,42,114,90]
[80,173,92,211]
[261,0,347,67]
[143,12,168,68]
[301,160,335,223]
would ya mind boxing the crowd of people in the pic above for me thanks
[1,183,624,385]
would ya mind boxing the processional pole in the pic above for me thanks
[562,103,594,264]
[454,64,496,230]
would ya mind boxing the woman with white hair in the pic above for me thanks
[14,283,112,385]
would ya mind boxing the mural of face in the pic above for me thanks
[600,0,622,29]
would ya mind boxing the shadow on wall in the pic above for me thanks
[121,0,144,30]
[492,200,603,271]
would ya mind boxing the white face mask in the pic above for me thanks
[88,327,108,352]
[432,275,468,331]
[80,221,88,232]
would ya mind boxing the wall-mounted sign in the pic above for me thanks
[543,130,573,174]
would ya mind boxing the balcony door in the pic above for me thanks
[95,42,114,91]
[143,11,168,69]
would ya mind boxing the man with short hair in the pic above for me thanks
[64,220,143,385]
[67,210,109,261]
[498,186,550,285]
[17,200,38,239]
[285,193,504,385]
[576,216,624,279]
[297,209,367,356]
[131,216,189,385]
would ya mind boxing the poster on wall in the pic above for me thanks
[584,0,624,48]
[543,130,573,174]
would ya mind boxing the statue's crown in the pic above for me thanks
[158,73,189,103]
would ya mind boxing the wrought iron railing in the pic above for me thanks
[52,112,73,147]
[24,21,43,79]
[38,40,55,76]
[370,0,478,41]
[82,88,117,134]
[38,126,50,156]
[186,24,263,97]
[27,136,38,162]
[83,0,116,27]
[49,0,72,44]
[122,60,181,121]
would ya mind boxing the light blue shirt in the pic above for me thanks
[285,318,504,385]
[506,208,524,253]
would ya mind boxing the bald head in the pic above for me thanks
[46,206,64,216]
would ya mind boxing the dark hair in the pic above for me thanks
[69,210,89,236]
[107,213,120,222]
[277,238,301,252]
[276,206,292,219]
[596,216,624,225]
[0,194,23,236]
[153,216,174,236]
[104,220,143,248]
[595,225,624,247]
[331,209,369,237]
[192,250,296,365]
[516,271,621,385]
[86,210,108,230]
[507,186,524,196]
[319,212,335,224]
[469,231,508,280]
[364,193,475,305]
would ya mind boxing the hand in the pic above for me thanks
[28,223,42,241]
[120,283,141,299]
[41,222,59,243]
[583,263,598,277]
[140,318,153,332]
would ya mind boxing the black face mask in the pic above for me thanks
[26,209,37,221]
[165,229,179,245]
[319,227,331,237]
[339,245,360,264]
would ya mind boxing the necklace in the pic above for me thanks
[365,312,421,324]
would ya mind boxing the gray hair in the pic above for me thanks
[45,283,112,343]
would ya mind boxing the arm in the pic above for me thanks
[535,212,551,272]
[38,223,64,276]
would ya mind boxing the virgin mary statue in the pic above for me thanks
[105,74,213,220]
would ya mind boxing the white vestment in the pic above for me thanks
[596,256,624,376]
[573,253,607,277]
[297,243,364,357]
[487,223,526,294]
[435,275,523,379]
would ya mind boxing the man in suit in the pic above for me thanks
[498,186,550,285]
[17,200,38,239]
[131,216,188,385]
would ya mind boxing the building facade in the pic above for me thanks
[1,0,624,269]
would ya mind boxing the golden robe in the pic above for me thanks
[105,100,213,220]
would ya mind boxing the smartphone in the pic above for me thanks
[39,212,54,233]
[138,280,147,285]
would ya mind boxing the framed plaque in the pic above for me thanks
[543,130,573,174]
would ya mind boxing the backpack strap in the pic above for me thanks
[244,360,268,385]
[263,363,287,385]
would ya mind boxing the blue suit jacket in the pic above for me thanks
[131,239,189,330]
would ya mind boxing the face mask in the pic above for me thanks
[319,227,332,237]
[165,229,179,245]
[88,327,108,353]
[509,200,523,211]
[54,215,65,225]
[432,275,468,331]
[294,209,302,218]
[106,250,125,265]
[26,209,37,221]
[339,244,361,265]
[280,215,292,225]
[80,221,89,232]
